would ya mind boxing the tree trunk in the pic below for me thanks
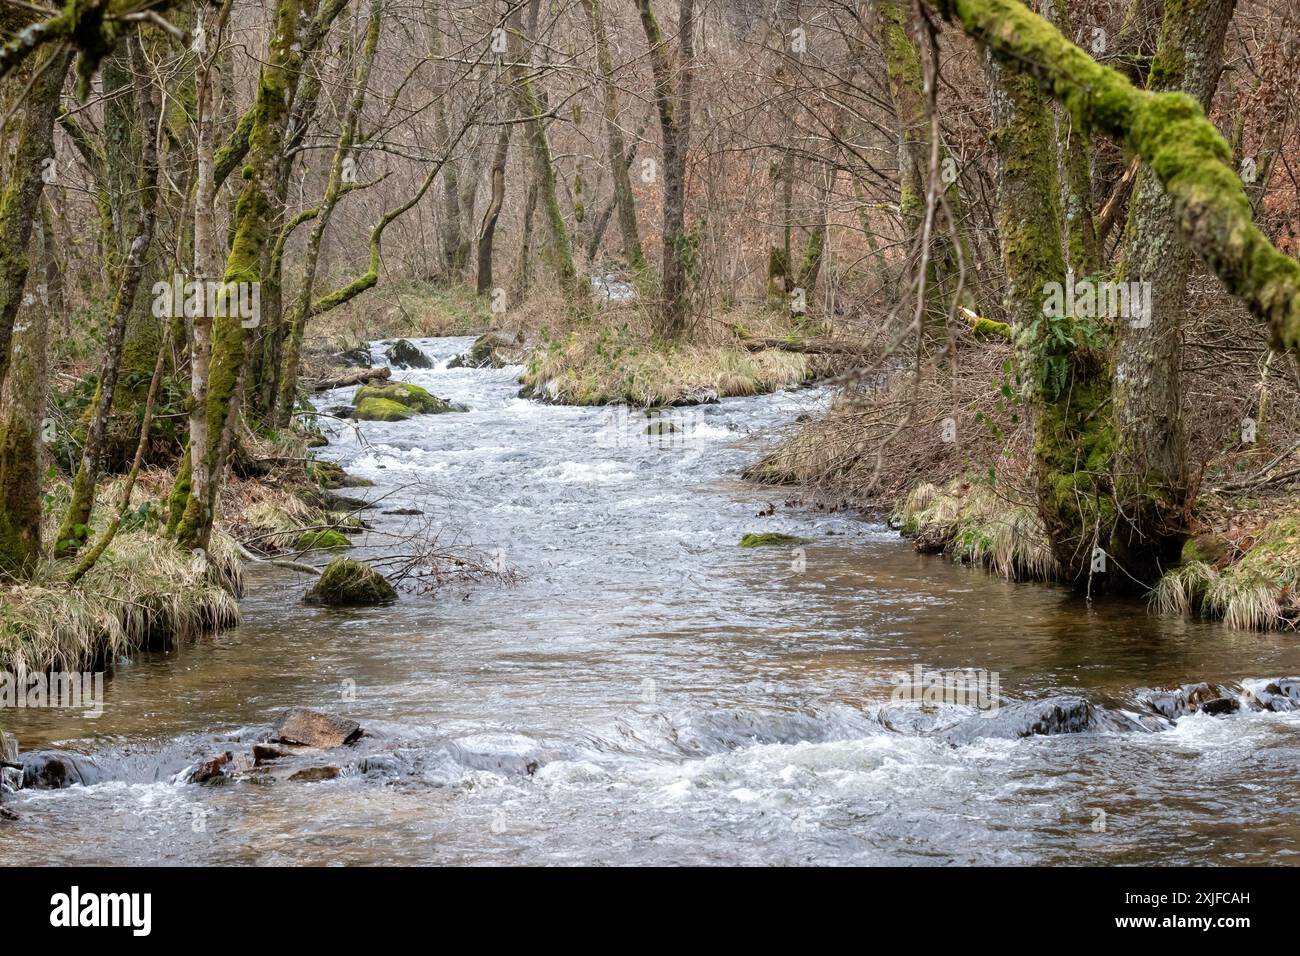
[56,37,161,556]
[431,0,468,278]
[477,120,512,296]
[506,3,579,297]
[174,0,303,553]
[581,0,645,275]
[984,49,1113,585]
[1111,0,1235,582]
[0,47,70,399]
[274,0,383,428]
[636,0,695,335]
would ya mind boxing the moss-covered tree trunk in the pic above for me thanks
[56,37,161,555]
[637,0,695,336]
[0,238,51,580]
[1111,0,1235,581]
[984,47,1114,585]
[1041,0,1100,275]
[0,46,70,399]
[934,0,1300,357]
[273,0,382,428]
[581,0,645,276]
[174,0,302,553]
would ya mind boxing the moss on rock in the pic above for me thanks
[304,558,396,607]
[739,532,806,548]
[296,529,350,551]
[353,397,414,422]
[353,382,464,415]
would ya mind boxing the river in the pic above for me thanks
[2,335,1298,865]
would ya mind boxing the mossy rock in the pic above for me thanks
[739,532,806,548]
[385,339,432,369]
[1181,533,1231,566]
[453,331,523,369]
[304,558,397,607]
[354,397,414,422]
[297,529,351,551]
[353,382,465,415]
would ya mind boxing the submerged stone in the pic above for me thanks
[739,532,806,548]
[20,751,104,789]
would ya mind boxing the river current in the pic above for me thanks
[2,336,1297,865]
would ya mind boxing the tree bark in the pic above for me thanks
[637,0,695,335]
[56,37,161,556]
[581,0,645,276]
[1111,0,1236,581]
[0,46,70,398]
[477,119,512,296]
[174,0,303,553]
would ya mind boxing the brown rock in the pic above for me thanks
[288,766,341,783]
[253,744,289,765]
[270,709,362,748]
[190,752,233,784]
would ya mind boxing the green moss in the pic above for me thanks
[304,557,396,607]
[739,532,806,548]
[352,382,459,414]
[353,397,413,422]
[296,529,350,551]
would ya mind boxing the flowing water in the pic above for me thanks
[2,335,1299,866]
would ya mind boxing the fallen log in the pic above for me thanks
[307,365,391,392]
[741,336,872,356]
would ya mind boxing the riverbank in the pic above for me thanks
[743,310,1300,630]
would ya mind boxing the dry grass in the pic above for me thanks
[1151,511,1300,630]
[0,529,242,674]
[746,322,1028,507]
[896,479,1057,581]
[511,293,841,406]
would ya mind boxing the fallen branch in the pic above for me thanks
[306,365,390,391]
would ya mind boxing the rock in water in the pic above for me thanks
[1243,678,1300,712]
[304,558,397,607]
[352,382,465,417]
[188,752,233,784]
[942,695,1098,744]
[288,766,341,783]
[271,709,362,748]
[0,730,16,765]
[20,751,104,789]
[384,339,432,369]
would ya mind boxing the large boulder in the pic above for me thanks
[352,382,466,420]
[385,339,432,369]
[20,751,105,789]
[271,709,362,748]
[449,331,524,369]
[304,558,397,607]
